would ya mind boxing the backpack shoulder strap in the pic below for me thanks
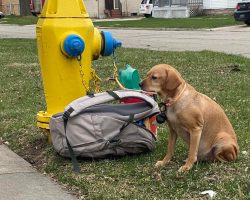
[62,107,80,173]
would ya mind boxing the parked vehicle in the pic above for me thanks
[0,11,4,18]
[139,0,154,17]
[234,2,250,26]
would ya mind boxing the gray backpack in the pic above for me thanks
[49,90,159,172]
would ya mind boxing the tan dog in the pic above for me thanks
[140,64,239,172]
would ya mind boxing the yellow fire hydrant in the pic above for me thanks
[36,0,121,129]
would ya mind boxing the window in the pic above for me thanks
[114,0,119,9]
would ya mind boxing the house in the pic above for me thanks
[203,0,240,9]
[152,0,244,18]
[0,0,30,15]
[0,0,142,18]
[84,0,142,18]
[203,0,243,15]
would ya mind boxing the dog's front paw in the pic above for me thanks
[155,160,167,169]
[178,164,192,173]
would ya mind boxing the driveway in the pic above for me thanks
[0,24,249,58]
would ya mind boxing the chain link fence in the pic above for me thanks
[188,0,203,16]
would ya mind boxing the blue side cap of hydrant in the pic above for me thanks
[63,34,85,57]
[101,31,122,56]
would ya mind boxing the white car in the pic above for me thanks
[0,11,4,18]
[139,0,154,17]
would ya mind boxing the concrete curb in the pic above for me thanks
[0,144,77,200]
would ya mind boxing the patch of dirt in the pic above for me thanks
[17,137,48,171]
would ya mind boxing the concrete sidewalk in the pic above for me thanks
[0,144,77,200]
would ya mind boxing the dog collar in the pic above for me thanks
[165,83,187,107]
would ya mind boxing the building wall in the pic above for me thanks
[203,8,235,15]
[203,0,243,9]
[84,0,141,18]
[83,0,106,18]
[1,0,20,15]
[120,0,141,16]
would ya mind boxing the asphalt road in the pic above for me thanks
[0,24,249,58]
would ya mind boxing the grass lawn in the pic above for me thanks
[0,39,249,199]
[0,14,243,28]
[0,15,38,25]
[94,15,243,29]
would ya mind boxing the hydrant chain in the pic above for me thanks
[79,67,89,91]
[77,55,89,92]
[112,51,119,66]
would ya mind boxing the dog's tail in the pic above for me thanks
[213,137,239,162]
[212,131,239,162]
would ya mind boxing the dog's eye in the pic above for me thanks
[152,75,157,80]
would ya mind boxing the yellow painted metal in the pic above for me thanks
[36,0,103,129]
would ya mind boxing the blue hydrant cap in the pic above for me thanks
[101,31,122,56]
[63,34,85,57]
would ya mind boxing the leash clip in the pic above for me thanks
[156,103,168,124]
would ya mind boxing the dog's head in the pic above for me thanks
[140,64,183,97]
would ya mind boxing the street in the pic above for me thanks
[0,24,249,58]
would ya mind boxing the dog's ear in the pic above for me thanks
[165,69,182,90]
